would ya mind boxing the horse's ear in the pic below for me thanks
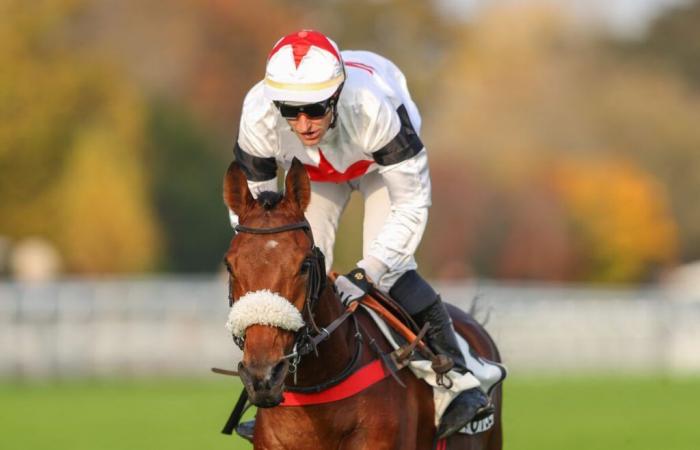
[224,161,254,217]
[284,158,310,213]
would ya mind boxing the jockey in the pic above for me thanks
[230,29,491,439]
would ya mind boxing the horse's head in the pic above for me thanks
[223,158,320,407]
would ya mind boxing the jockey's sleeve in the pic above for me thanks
[234,142,278,194]
[360,104,431,279]
[229,91,281,227]
[228,143,279,228]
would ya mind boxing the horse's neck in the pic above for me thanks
[293,283,355,386]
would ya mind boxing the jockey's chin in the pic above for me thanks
[288,111,332,147]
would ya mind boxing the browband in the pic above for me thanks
[235,221,311,235]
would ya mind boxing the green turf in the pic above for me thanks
[503,376,700,450]
[1,375,698,449]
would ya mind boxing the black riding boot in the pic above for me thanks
[390,271,493,439]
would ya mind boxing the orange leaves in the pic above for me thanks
[548,158,678,282]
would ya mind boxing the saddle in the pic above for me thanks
[355,286,506,429]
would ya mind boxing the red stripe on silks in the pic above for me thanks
[279,359,391,406]
[437,438,447,450]
[269,30,340,67]
[346,61,375,74]
[304,149,373,183]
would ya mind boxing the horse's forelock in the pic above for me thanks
[256,191,284,211]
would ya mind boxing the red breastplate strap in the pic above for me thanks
[279,359,391,406]
[303,149,373,183]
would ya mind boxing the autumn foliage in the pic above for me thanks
[2,0,699,283]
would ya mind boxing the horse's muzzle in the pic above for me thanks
[238,359,289,408]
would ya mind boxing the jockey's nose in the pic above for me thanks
[294,113,312,129]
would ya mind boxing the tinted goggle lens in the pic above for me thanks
[275,100,331,119]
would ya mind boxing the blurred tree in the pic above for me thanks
[548,158,677,282]
[626,0,700,88]
[77,0,305,137]
[421,4,687,282]
[494,185,579,281]
[584,67,700,264]
[419,161,499,279]
[425,5,593,179]
[0,0,161,273]
[57,113,161,273]
[291,0,455,109]
[605,1,700,262]
[145,101,231,272]
[68,0,307,271]
[3,0,695,280]
[421,159,579,281]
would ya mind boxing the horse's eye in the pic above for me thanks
[300,260,311,275]
[227,272,235,307]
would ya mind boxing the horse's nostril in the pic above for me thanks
[254,378,268,391]
[271,359,289,384]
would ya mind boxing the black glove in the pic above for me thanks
[334,268,372,304]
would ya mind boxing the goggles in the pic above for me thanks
[274,98,333,119]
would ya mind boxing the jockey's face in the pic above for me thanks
[286,111,332,147]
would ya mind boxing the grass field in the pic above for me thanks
[1,375,698,450]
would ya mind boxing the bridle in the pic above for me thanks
[230,219,363,391]
[230,219,326,344]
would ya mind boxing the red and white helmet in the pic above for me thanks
[264,30,345,104]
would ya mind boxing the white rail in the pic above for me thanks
[1,277,699,378]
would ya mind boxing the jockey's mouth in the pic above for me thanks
[298,129,322,144]
[301,129,320,139]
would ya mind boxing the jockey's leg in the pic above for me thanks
[305,180,352,273]
[358,172,492,439]
[389,271,494,439]
[358,171,419,289]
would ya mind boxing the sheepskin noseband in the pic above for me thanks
[225,289,305,337]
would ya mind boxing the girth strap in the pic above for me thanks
[279,359,391,406]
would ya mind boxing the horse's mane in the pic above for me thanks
[467,294,491,327]
[256,191,284,210]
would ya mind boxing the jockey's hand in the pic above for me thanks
[334,268,372,304]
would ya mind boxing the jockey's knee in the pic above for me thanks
[387,270,437,315]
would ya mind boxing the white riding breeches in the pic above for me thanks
[305,170,420,293]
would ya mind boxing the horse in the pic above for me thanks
[222,158,503,449]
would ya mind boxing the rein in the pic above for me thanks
[285,306,363,393]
